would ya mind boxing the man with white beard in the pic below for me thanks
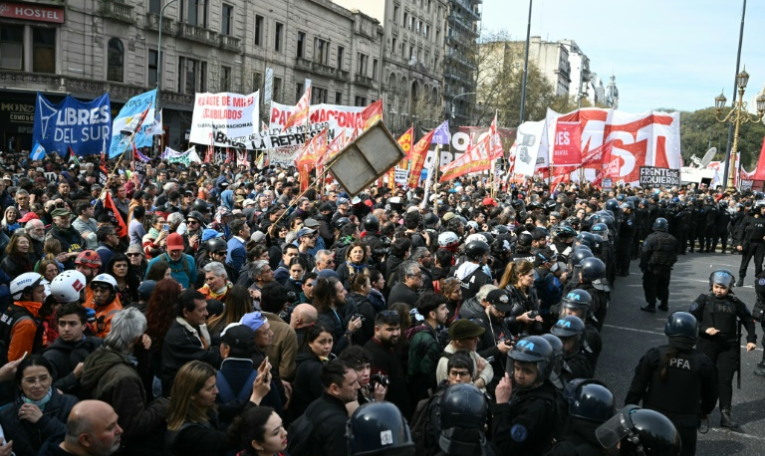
[26,218,47,259]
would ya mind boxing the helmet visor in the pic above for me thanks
[710,271,734,289]
[595,405,638,449]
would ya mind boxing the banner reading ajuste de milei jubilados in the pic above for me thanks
[189,91,259,149]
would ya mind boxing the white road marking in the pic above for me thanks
[603,324,763,351]
[706,427,765,441]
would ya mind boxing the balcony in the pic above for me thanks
[99,0,134,24]
[219,35,242,53]
[145,13,176,34]
[295,57,345,80]
[453,0,481,20]
[336,69,350,82]
[178,22,218,46]
[354,73,375,88]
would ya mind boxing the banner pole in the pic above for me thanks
[433,144,441,212]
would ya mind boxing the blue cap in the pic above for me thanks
[296,227,316,239]
[137,280,157,300]
[317,269,339,280]
[240,311,267,332]
[201,228,224,242]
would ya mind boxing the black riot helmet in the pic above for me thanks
[605,199,620,213]
[575,232,596,250]
[596,406,681,456]
[437,383,489,456]
[334,217,352,230]
[709,269,735,290]
[564,379,616,424]
[580,257,607,282]
[600,215,616,231]
[192,199,211,214]
[562,289,593,312]
[664,312,698,341]
[541,333,565,389]
[554,225,577,240]
[582,213,600,231]
[347,402,416,456]
[464,241,490,262]
[187,211,205,224]
[551,315,586,351]
[507,336,554,386]
[653,217,669,232]
[206,238,227,253]
[363,215,380,233]
[517,232,533,247]
[571,247,594,268]
[423,212,440,229]
[590,222,609,239]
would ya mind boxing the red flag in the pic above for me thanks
[407,129,436,187]
[439,134,491,182]
[102,191,128,238]
[361,99,383,131]
[284,87,312,130]
[754,137,765,180]
[489,115,504,160]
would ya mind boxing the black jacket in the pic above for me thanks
[364,338,411,418]
[491,381,562,455]
[0,389,77,456]
[346,292,376,346]
[290,350,326,420]
[160,320,222,395]
[388,282,420,308]
[43,336,103,396]
[303,393,352,456]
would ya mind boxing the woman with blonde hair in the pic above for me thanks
[207,285,254,340]
[165,359,272,456]
[499,260,544,336]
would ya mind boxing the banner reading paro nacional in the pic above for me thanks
[189,91,259,149]
[269,102,365,140]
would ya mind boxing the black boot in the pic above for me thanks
[640,304,656,313]
[721,408,743,432]
[658,302,669,311]
[736,278,744,287]
[755,351,765,376]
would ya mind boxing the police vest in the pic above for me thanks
[648,233,678,267]
[643,346,705,424]
[697,295,739,342]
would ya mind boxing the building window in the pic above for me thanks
[372,59,378,81]
[107,38,124,82]
[409,16,414,30]
[354,96,367,107]
[403,12,407,27]
[254,15,264,46]
[391,38,396,55]
[148,49,158,86]
[274,22,283,52]
[183,0,207,27]
[427,0,431,12]
[335,91,342,104]
[178,56,207,94]
[337,46,344,70]
[424,24,429,38]
[409,45,414,59]
[312,87,327,104]
[273,77,282,102]
[220,65,231,91]
[356,53,368,75]
[149,0,161,14]
[416,20,421,33]
[315,38,329,65]
[33,28,55,74]
[297,32,305,58]
[0,26,24,70]
[221,4,233,36]
[393,5,399,21]
[295,82,304,102]
[252,72,262,92]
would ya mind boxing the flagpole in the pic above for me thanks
[433,144,441,212]
[272,153,342,228]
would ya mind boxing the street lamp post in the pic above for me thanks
[156,0,181,102]
[713,67,765,193]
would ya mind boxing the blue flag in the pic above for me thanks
[109,89,158,159]
[431,120,450,145]
[33,92,111,157]
[29,142,46,160]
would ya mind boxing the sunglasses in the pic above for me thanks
[213,251,228,256]
[187,220,199,225]
[126,253,142,257]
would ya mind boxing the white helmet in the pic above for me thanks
[50,270,87,303]
[10,273,44,300]
[466,233,488,244]
[91,274,118,291]
[438,231,459,248]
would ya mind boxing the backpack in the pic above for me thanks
[216,369,258,403]
[164,253,193,284]
[410,393,441,456]
[286,408,336,456]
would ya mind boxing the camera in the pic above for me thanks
[286,291,297,302]
[370,373,390,388]
[528,310,539,319]
[353,313,366,322]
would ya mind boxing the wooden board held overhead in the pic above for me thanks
[329,120,406,196]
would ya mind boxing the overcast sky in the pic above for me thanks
[480,0,765,115]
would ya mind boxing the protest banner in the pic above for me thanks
[639,166,681,187]
[269,102,364,138]
[33,92,111,157]
[189,91,260,149]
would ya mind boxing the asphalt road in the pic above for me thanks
[596,250,765,455]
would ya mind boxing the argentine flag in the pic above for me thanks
[29,142,46,160]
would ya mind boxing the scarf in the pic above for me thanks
[23,388,52,410]
[148,227,161,239]
[348,262,368,274]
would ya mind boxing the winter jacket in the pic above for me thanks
[316,307,351,356]
[346,292,376,346]
[43,336,103,396]
[80,346,169,456]
[406,322,441,401]
[0,253,34,279]
[0,389,76,456]
[160,318,222,395]
[261,312,298,382]
[290,350,326,419]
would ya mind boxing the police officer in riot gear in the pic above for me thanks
[455,240,491,302]
[735,201,765,286]
[547,379,617,456]
[616,202,637,277]
[542,333,566,392]
[640,218,678,313]
[347,402,416,456]
[511,232,536,263]
[555,289,603,370]
[625,312,718,455]
[596,405,682,456]
[435,383,494,456]
[550,316,594,381]
[564,257,609,331]
[689,270,756,432]
[752,270,765,376]
[493,336,563,455]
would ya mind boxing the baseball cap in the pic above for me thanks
[303,218,321,229]
[137,280,157,300]
[251,231,266,243]
[51,208,72,218]
[240,311,267,333]
[337,197,350,206]
[449,319,485,340]
[243,199,256,207]
[485,289,513,312]
[220,323,257,354]
[19,212,39,223]
[166,233,184,251]
[296,227,316,239]
[482,197,498,207]
[201,229,224,242]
